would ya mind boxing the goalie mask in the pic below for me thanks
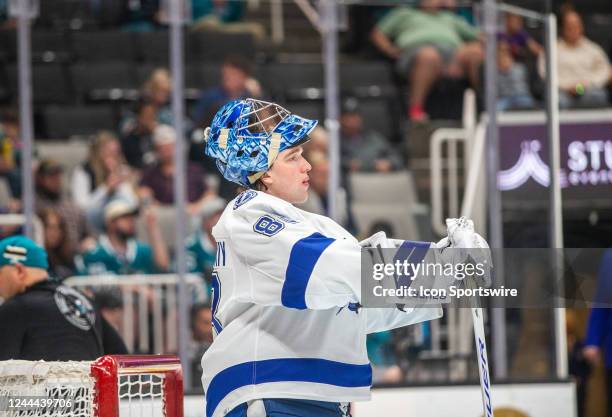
[204,98,318,187]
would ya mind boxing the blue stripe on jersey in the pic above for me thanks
[205,358,372,417]
[394,240,431,288]
[281,232,335,309]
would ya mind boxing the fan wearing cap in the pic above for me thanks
[0,235,127,361]
[75,200,169,275]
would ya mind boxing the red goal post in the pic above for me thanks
[0,355,183,417]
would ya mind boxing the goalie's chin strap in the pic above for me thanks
[247,132,282,184]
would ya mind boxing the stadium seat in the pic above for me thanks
[0,64,11,103]
[137,31,171,63]
[351,203,421,241]
[41,105,116,138]
[7,64,72,104]
[0,30,70,63]
[585,14,612,56]
[137,30,189,64]
[31,30,72,62]
[348,171,419,206]
[136,64,200,90]
[188,31,256,62]
[285,100,324,122]
[136,206,197,254]
[0,177,11,202]
[354,98,396,141]
[263,63,324,100]
[36,140,90,176]
[348,171,429,239]
[195,64,222,90]
[37,0,97,30]
[72,31,137,62]
[0,30,16,62]
[339,61,395,98]
[71,62,139,101]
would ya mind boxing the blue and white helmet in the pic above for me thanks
[204,98,318,187]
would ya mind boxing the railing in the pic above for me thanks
[430,89,487,236]
[427,89,488,381]
[0,213,44,244]
[65,274,208,355]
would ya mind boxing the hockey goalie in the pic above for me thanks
[200,98,491,417]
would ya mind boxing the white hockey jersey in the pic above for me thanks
[201,190,442,417]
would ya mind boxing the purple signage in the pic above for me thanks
[498,117,612,206]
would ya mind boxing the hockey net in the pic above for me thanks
[0,355,183,417]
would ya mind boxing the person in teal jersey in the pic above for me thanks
[75,200,169,276]
[186,197,226,284]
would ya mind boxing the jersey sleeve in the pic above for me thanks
[0,300,26,360]
[229,205,363,310]
[364,306,443,334]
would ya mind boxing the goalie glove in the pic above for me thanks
[441,217,493,288]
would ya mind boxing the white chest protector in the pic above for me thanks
[201,190,442,417]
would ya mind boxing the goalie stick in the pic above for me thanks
[467,278,494,417]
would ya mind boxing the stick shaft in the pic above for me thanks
[472,306,494,417]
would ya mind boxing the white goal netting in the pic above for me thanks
[118,373,166,417]
[0,360,94,417]
[0,357,178,417]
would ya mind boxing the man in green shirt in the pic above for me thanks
[371,0,483,121]
[75,200,169,275]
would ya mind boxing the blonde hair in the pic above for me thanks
[88,131,124,187]
[142,68,172,101]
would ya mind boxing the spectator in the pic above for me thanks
[370,1,483,121]
[0,0,16,30]
[296,150,350,229]
[583,248,612,417]
[190,56,262,129]
[71,131,138,232]
[139,125,214,215]
[75,200,169,275]
[340,97,403,172]
[0,110,21,198]
[35,159,90,253]
[497,41,536,111]
[38,207,76,281]
[191,0,265,40]
[186,197,226,280]
[120,99,159,169]
[303,126,329,156]
[192,0,244,25]
[497,13,543,61]
[539,10,610,109]
[0,235,127,361]
[142,68,173,126]
[121,0,160,31]
[189,302,213,388]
